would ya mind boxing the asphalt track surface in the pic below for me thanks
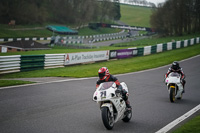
[0,55,200,133]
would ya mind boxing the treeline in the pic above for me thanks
[123,0,156,7]
[150,0,200,36]
[0,0,121,26]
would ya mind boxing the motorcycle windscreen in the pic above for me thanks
[169,72,180,77]
[99,82,115,91]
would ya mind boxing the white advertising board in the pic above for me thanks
[65,51,109,65]
[1,47,7,53]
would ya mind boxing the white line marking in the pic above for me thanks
[156,104,200,133]
[0,54,200,90]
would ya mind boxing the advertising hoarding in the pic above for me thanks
[109,49,138,59]
[65,51,109,65]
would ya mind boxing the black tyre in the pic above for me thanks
[122,109,132,122]
[169,87,175,103]
[101,107,114,130]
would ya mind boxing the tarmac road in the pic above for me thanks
[0,55,200,133]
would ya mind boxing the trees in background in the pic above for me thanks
[150,0,200,36]
[0,0,120,26]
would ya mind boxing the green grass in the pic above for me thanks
[0,45,128,56]
[0,80,34,87]
[172,114,200,133]
[113,33,200,47]
[120,4,153,27]
[0,24,53,38]
[0,24,121,38]
[78,27,121,36]
[1,44,199,79]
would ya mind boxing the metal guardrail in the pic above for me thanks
[44,54,65,69]
[0,55,21,74]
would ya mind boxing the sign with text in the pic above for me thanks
[109,49,138,59]
[109,50,117,59]
[65,51,109,65]
[116,49,134,59]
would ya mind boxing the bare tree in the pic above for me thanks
[150,0,200,36]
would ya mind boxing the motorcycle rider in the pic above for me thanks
[165,61,186,92]
[96,67,131,110]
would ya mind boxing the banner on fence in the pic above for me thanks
[109,50,117,59]
[117,49,133,59]
[89,23,153,31]
[109,49,138,59]
[65,51,109,65]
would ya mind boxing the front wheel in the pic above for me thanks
[169,87,175,103]
[101,107,114,130]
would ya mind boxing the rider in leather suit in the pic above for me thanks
[165,61,186,92]
[96,67,131,109]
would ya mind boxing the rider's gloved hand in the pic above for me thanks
[115,89,122,94]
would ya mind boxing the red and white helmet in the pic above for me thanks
[98,67,110,80]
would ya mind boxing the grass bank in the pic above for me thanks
[120,4,152,27]
[113,33,200,47]
[0,80,34,87]
[172,114,200,133]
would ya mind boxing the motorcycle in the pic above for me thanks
[165,72,184,102]
[93,81,132,130]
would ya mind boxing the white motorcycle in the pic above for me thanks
[93,81,132,130]
[165,72,184,102]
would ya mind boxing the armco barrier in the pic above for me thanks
[0,55,21,74]
[0,37,51,42]
[45,54,65,69]
[0,37,199,74]
[20,55,45,71]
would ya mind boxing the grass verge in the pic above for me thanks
[0,80,34,87]
[172,114,200,133]
[113,33,200,47]
[0,45,128,56]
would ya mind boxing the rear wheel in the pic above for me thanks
[169,87,175,103]
[101,107,114,130]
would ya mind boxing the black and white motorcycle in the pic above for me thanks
[165,72,184,102]
[93,81,132,130]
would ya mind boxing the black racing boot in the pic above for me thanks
[182,83,185,93]
[126,100,132,110]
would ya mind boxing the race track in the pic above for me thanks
[0,55,200,133]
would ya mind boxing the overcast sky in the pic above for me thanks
[147,0,166,6]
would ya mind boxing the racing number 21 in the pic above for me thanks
[101,91,106,97]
